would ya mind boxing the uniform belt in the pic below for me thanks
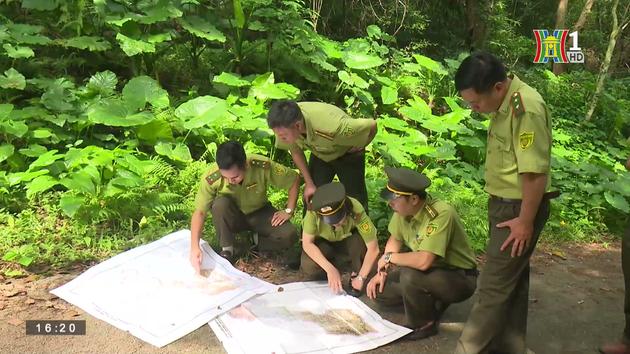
[490,190,560,204]
[462,268,479,277]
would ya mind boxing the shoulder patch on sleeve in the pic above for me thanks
[424,204,438,220]
[314,130,335,141]
[425,222,438,236]
[205,170,221,185]
[511,92,526,118]
[249,158,270,169]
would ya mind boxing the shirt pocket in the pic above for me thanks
[487,132,514,170]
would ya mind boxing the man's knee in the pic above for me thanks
[211,196,235,216]
[300,253,326,280]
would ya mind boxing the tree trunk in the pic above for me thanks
[573,0,595,32]
[552,0,569,75]
[464,0,485,50]
[584,0,624,121]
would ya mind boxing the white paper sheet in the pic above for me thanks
[51,229,273,347]
[209,282,412,354]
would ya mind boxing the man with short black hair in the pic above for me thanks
[190,141,300,267]
[454,52,556,354]
[266,101,377,210]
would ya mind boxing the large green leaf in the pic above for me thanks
[137,2,183,24]
[233,0,246,29]
[338,70,369,89]
[59,194,84,217]
[0,68,26,90]
[213,72,250,87]
[3,44,34,58]
[41,80,75,111]
[342,52,384,70]
[381,86,398,105]
[0,119,28,137]
[87,71,118,96]
[413,54,448,76]
[0,104,13,119]
[174,96,230,129]
[88,99,155,127]
[21,0,58,10]
[19,144,47,157]
[63,36,111,51]
[28,150,64,170]
[122,76,169,111]
[60,171,96,195]
[26,175,59,198]
[248,73,299,100]
[604,191,630,213]
[116,33,155,56]
[154,142,192,162]
[0,144,14,163]
[136,119,173,143]
[180,16,226,42]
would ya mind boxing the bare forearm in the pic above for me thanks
[390,251,435,271]
[358,242,379,278]
[519,173,547,224]
[190,210,206,248]
[303,240,336,272]
[383,237,403,254]
[290,147,314,186]
[287,176,300,210]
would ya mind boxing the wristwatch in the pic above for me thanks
[383,252,393,264]
[284,208,293,215]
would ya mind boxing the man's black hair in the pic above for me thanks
[216,141,246,170]
[267,100,303,128]
[455,52,507,94]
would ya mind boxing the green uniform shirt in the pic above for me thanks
[387,197,476,269]
[275,102,374,162]
[303,197,377,243]
[485,75,552,199]
[194,154,298,215]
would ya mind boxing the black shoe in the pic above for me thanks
[403,321,438,341]
[219,249,234,264]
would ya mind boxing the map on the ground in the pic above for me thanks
[51,229,273,347]
[209,282,412,354]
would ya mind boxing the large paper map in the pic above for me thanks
[51,229,273,347]
[209,282,412,354]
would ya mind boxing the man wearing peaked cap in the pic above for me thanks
[367,167,478,341]
[190,141,300,267]
[301,182,380,296]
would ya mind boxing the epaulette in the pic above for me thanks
[424,204,438,220]
[314,130,334,141]
[249,158,270,169]
[511,92,526,118]
[205,170,221,185]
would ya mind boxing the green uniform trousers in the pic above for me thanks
[300,232,367,280]
[309,151,368,212]
[210,196,298,251]
[374,266,477,328]
[455,197,550,354]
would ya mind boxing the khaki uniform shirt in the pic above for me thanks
[303,197,377,243]
[275,102,374,162]
[194,154,298,215]
[388,197,477,269]
[485,75,552,199]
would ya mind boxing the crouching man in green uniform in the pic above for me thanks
[366,167,477,340]
[190,141,300,269]
[301,182,380,296]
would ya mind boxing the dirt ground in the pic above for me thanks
[0,241,626,354]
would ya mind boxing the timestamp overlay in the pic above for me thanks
[25,320,86,335]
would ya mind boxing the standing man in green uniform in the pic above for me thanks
[454,52,556,354]
[301,182,380,296]
[366,167,478,340]
[600,155,630,354]
[266,100,377,210]
[190,141,300,268]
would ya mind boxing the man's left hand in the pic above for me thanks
[497,217,534,257]
[271,210,291,226]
